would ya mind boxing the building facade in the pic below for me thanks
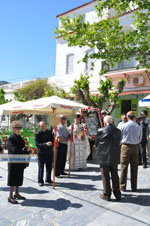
[51,0,150,123]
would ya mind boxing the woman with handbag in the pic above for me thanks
[7,121,30,204]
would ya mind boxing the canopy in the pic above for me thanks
[0,96,88,115]
[0,100,25,115]
[138,95,150,108]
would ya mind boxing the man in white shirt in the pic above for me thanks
[117,113,127,130]
[55,115,70,177]
[118,111,142,192]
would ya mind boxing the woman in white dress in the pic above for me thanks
[68,115,90,170]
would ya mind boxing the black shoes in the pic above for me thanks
[39,183,44,187]
[143,164,147,169]
[45,180,53,184]
[100,194,111,201]
[115,196,121,201]
[14,194,26,200]
[8,198,18,204]
[132,188,137,192]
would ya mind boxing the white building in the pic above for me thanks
[51,0,150,122]
[0,79,37,127]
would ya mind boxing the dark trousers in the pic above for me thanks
[100,165,121,198]
[55,143,68,175]
[139,143,147,166]
[88,139,95,159]
[38,152,53,183]
[138,145,142,163]
[120,144,138,190]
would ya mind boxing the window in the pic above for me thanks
[66,54,74,74]
[85,49,94,71]
[121,100,131,115]
[102,56,137,71]
[81,14,85,22]
[1,115,6,122]
[133,77,139,84]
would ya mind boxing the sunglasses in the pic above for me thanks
[61,118,67,120]
[13,127,22,129]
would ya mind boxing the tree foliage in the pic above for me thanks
[0,88,9,105]
[14,78,69,101]
[55,0,150,113]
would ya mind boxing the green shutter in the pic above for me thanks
[115,101,121,118]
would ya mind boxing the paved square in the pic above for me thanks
[0,160,150,226]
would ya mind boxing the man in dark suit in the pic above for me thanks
[139,110,149,168]
[96,115,121,201]
[35,121,54,186]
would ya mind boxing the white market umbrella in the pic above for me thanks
[0,100,26,115]
[1,96,88,115]
[139,95,150,108]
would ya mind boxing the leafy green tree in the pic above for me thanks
[15,78,69,101]
[0,88,9,105]
[15,78,49,100]
[14,91,26,102]
[54,0,150,113]
[71,74,125,113]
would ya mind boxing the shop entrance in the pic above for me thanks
[121,100,131,114]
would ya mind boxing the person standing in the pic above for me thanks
[96,115,121,201]
[117,113,127,129]
[139,110,149,168]
[35,121,54,186]
[55,115,70,177]
[119,111,142,192]
[0,137,4,154]
[7,121,29,204]
[68,114,90,170]
[135,116,143,165]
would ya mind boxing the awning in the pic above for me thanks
[119,90,150,96]
[139,94,150,107]
[103,69,148,78]
[90,90,150,97]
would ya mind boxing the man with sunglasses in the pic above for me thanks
[55,115,70,177]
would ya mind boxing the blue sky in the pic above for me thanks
[0,0,89,83]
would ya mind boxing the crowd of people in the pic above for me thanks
[0,109,149,204]
[96,110,149,201]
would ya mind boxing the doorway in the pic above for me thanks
[121,100,131,114]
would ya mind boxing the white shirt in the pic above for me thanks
[118,120,142,145]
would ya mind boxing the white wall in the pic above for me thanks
[53,2,136,92]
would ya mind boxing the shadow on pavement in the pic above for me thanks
[119,193,150,206]
[136,188,150,193]
[54,182,97,191]
[69,174,102,181]
[21,198,82,210]
[0,186,49,194]
[66,165,100,173]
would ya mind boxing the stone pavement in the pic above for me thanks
[0,160,150,226]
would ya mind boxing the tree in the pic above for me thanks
[15,78,69,101]
[54,0,150,113]
[0,88,9,105]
